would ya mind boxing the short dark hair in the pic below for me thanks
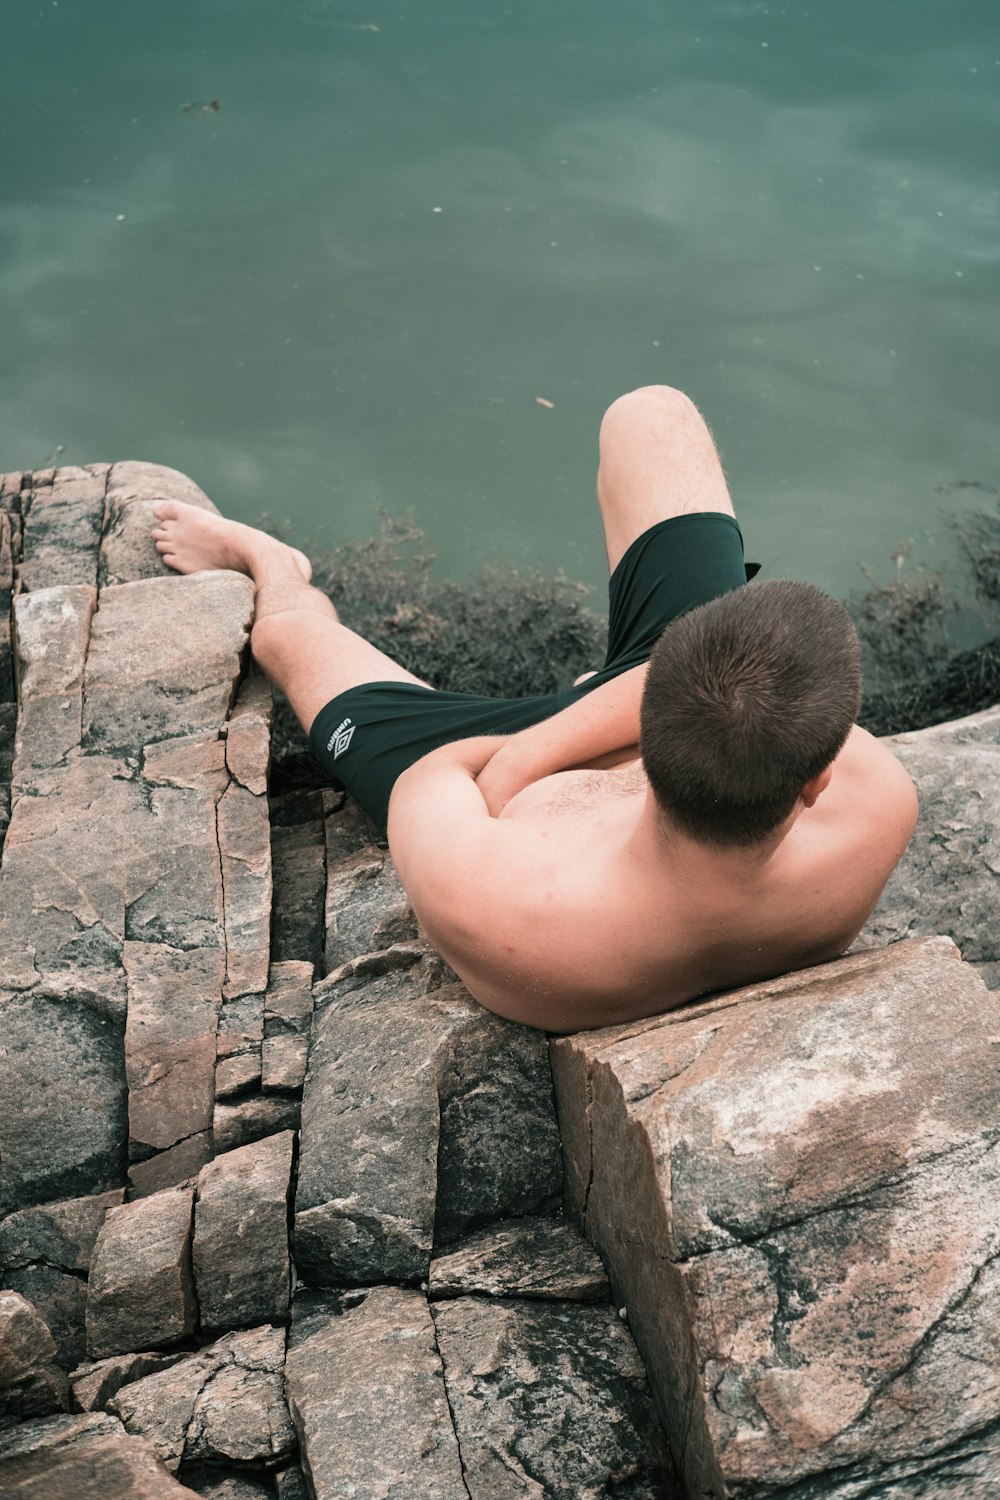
[639,580,861,847]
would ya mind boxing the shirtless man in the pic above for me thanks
[151,385,918,1033]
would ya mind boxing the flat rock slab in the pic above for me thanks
[295,955,561,1285]
[550,936,1000,1500]
[86,1185,196,1359]
[82,572,253,756]
[0,992,127,1215]
[193,1130,294,1331]
[11,584,96,779]
[71,1349,186,1412]
[18,465,107,592]
[429,1215,610,1302]
[433,1296,679,1499]
[109,1325,295,1473]
[285,1286,466,1500]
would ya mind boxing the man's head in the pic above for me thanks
[639,579,861,848]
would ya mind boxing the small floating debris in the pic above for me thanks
[535,396,555,409]
[181,99,221,114]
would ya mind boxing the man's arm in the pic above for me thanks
[387,736,505,944]
[475,664,646,815]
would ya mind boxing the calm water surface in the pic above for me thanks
[3,0,999,601]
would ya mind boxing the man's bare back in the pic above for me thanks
[388,724,918,1033]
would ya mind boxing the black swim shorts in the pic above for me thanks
[309,511,758,836]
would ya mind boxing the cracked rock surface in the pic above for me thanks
[4,461,998,1497]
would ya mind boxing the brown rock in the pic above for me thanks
[0,992,127,1215]
[193,1132,294,1331]
[0,1421,204,1497]
[218,777,272,1000]
[11,585,96,780]
[214,1094,300,1154]
[0,755,141,1007]
[285,1287,466,1499]
[124,942,222,1156]
[433,1296,678,1499]
[270,788,327,972]
[551,937,1000,1499]
[81,572,254,756]
[86,1185,196,1359]
[225,668,272,795]
[0,1291,70,1419]
[261,961,313,1093]
[18,464,108,592]
[70,1349,186,1412]
[99,461,218,588]
[428,1215,610,1302]
[216,1049,263,1098]
[127,1133,215,1196]
[109,1325,294,1473]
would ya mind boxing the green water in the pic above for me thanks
[3,0,998,601]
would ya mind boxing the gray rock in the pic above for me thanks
[862,733,1000,966]
[18,465,107,592]
[0,1187,123,1275]
[433,1296,679,1499]
[270,789,327,971]
[285,1287,466,1500]
[0,993,127,1215]
[274,1465,310,1499]
[295,956,561,1286]
[109,1326,294,1473]
[124,943,222,1156]
[11,585,95,780]
[324,845,417,973]
[214,1095,300,1154]
[99,460,217,588]
[71,1350,186,1412]
[216,991,265,1095]
[128,1133,214,1196]
[193,1132,294,1332]
[429,1216,610,1302]
[81,572,254,756]
[0,1291,70,1419]
[551,937,1000,1500]
[86,1186,196,1359]
[184,1471,277,1499]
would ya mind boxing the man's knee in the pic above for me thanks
[599,385,700,452]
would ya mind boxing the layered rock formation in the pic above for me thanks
[2,462,999,1498]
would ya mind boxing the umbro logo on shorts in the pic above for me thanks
[326,718,356,759]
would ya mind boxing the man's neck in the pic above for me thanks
[629,789,794,883]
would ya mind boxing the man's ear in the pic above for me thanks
[801,764,834,808]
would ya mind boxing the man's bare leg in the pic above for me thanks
[151,502,427,733]
[596,385,735,573]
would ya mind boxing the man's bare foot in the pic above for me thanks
[151,501,313,583]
